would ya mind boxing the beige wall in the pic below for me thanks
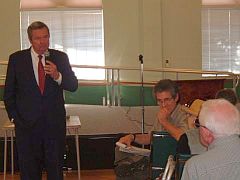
[0,0,20,83]
[0,0,20,60]
[0,0,202,82]
[103,0,202,81]
[161,0,202,80]
[161,0,202,68]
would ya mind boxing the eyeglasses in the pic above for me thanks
[194,118,207,129]
[157,97,174,106]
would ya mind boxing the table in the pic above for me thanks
[3,115,81,180]
[66,115,81,180]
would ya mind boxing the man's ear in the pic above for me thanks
[203,128,215,144]
[29,39,33,44]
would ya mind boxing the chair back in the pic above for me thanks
[150,131,177,179]
[175,154,193,180]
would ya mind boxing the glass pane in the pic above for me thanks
[202,8,240,73]
[20,10,105,80]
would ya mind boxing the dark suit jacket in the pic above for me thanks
[3,48,78,130]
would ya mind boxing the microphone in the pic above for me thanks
[139,54,143,64]
[44,50,50,64]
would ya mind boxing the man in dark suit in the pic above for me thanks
[4,21,78,180]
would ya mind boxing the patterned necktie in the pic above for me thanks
[38,55,45,94]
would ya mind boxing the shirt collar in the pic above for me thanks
[170,104,181,119]
[209,134,240,150]
[31,47,43,60]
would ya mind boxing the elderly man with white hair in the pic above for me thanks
[181,99,240,180]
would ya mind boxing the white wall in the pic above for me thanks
[65,104,159,135]
[0,104,159,136]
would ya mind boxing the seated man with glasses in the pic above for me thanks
[181,99,240,180]
[114,79,189,179]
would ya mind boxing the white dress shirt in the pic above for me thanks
[30,47,62,85]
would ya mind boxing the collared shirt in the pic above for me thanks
[177,128,207,155]
[181,135,240,180]
[31,47,62,86]
[150,104,188,132]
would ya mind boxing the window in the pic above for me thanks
[202,7,240,73]
[20,9,105,80]
[202,8,240,73]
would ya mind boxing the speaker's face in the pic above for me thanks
[30,27,50,55]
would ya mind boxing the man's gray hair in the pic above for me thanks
[153,79,179,98]
[27,21,49,41]
[199,99,240,137]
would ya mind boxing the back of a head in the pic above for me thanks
[153,79,179,98]
[199,99,240,137]
[215,88,238,105]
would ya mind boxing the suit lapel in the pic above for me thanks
[25,49,42,95]
[43,49,55,96]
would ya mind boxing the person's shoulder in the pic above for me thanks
[182,155,202,178]
[173,104,188,118]
[186,128,200,137]
[178,104,188,113]
[184,153,200,167]
[9,49,30,62]
[10,49,29,57]
[186,151,210,168]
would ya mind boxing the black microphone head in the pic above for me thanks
[139,54,143,64]
[44,50,50,61]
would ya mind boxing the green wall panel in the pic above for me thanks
[224,80,233,88]
[0,79,238,105]
[120,86,156,106]
[65,86,106,105]
[64,85,157,106]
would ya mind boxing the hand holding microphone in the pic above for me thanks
[44,50,60,80]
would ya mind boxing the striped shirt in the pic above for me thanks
[181,135,240,180]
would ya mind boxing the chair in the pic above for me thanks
[174,154,193,180]
[155,155,176,180]
[150,131,177,179]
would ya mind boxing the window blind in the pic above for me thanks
[202,8,240,73]
[20,9,105,80]
[202,0,240,6]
